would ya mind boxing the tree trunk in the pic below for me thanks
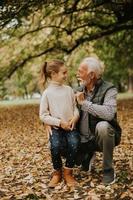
[24,86,28,99]
[128,69,133,93]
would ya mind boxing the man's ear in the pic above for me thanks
[91,72,95,79]
[87,71,95,79]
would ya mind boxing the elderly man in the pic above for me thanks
[75,57,121,185]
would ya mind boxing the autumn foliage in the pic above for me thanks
[0,99,133,199]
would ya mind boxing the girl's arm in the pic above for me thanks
[39,92,61,127]
[73,89,80,122]
[69,89,80,130]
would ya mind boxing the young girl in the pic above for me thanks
[39,60,80,188]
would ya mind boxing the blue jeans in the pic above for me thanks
[50,128,80,170]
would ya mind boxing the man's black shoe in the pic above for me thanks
[81,152,95,172]
[103,168,116,185]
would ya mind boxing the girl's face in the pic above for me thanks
[52,65,68,84]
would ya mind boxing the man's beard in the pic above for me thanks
[82,79,91,87]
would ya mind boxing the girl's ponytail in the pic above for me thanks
[41,61,47,78]
[39,59,64,91]
[42,62,47,74]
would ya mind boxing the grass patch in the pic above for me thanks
[117,92,133,100]
[0,98,40,107]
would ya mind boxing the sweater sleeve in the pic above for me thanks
[81,88,117,121]
[39,91,61,126]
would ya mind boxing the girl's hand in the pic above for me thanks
[60,121,70,131]
[45,125,52,140]
[75,91,85,105]
[68,117,77,130]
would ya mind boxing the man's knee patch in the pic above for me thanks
[96,121,110,132]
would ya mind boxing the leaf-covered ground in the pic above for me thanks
[0,99,133,200]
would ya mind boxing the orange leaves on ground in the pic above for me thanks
[0,99,133,199]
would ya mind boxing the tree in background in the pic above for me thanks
[0,0,133,98]
[94,30,133,92]
[5,68,36,99]
[13,68,34,98]
[0,80,7,100]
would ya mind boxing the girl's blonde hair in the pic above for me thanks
[39,59,64,88]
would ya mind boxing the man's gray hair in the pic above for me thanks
[81,57,104,78]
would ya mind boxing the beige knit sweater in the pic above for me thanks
[39,81,79,127]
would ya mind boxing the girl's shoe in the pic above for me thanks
[63,167,78,187]
[48,169,62,188]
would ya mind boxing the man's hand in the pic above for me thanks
[75,91,85,105]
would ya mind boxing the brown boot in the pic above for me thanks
[48,169,62,188]
[63,167,78,187]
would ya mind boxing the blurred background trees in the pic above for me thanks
[0,0,133,99]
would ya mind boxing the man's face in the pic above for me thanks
[77,63,96,86]
[77,63,89,84]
